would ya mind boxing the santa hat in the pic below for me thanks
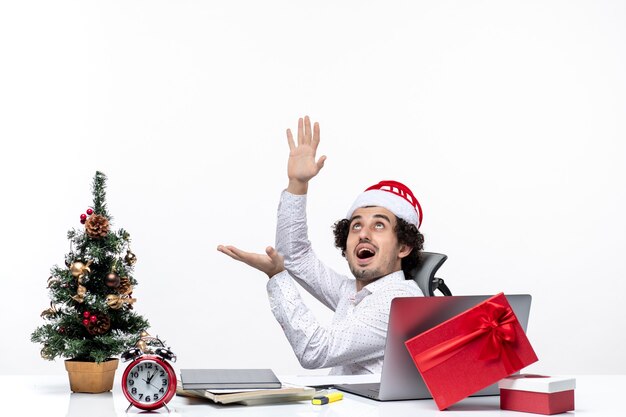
[346,180,423,228]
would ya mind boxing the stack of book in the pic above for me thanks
[176,368,315,405]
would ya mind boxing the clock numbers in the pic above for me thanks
[125,360,170,404]
[122,353,177,411]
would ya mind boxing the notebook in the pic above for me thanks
[335,294,533,401]
[180,368,282,390]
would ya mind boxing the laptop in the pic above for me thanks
[335,294,532,401]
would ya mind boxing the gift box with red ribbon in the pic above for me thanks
[499,374,576,415]
[404,292,539,410]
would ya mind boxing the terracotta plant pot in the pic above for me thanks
[64,358,119,393]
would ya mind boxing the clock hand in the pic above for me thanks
[142,377,161,390]
[147,369,160,384]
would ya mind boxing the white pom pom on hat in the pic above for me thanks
[346,180,423,228]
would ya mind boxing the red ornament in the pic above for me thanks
[80,218,86,224]
[80,213,87,221]
[83,311,90,318]
[58,327,65,334]
[82,319,89,326]
[90,315,98,323]
[86,208,94,215]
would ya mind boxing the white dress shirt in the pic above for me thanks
[266,191,423,375]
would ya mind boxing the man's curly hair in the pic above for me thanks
[332,216,425,279]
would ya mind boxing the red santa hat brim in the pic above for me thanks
[346,181,422,228]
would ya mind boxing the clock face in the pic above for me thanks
[122,356,177,410]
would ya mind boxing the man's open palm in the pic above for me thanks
[287,116,326,188]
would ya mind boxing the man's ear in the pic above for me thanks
[398,244,413,259]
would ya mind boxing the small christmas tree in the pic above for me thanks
[32,171,149,363]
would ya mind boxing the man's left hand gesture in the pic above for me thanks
[217,245,285,279]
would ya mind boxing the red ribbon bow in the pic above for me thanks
[412,300,523,374]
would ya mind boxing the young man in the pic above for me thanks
[218,116,425,375]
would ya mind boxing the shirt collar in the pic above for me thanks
[353,270,407,304]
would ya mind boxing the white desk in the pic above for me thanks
[3,374,624,416]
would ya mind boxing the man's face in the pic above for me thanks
[345,206,412,286]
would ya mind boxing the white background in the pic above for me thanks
[1,1,624,376]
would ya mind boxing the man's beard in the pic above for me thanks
[349,264,384,282]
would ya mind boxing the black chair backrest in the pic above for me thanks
[409,251,452,296]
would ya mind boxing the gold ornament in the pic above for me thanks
[136,339,148,352]
[135,331,163,354]
[106,293,136,309]
[85,214,110,239]
[108,277,135,309]
[70,260,91,303]
[40,302,59,319]
[124,250,137,266]
[71,284,87,303]
[70,260,92,278]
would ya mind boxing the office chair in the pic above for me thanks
[409,251,452,296]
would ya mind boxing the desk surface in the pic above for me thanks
[3,374,624,416]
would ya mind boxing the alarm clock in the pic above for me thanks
[121,332,177,412]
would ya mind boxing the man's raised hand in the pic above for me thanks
[286,115,327,195]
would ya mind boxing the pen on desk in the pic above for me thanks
[312,392,343,405]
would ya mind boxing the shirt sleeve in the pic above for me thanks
[275,190,349,311]
[266,271,412,370]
